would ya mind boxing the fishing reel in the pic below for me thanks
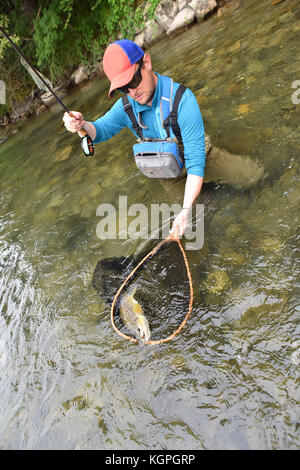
[81,134,94,157]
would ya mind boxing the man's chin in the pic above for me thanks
[133,90,154,106]
[134,93,145,103]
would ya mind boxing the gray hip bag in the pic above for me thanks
[133,137,183,178]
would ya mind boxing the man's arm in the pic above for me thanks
[170,88,206,237]
[80,120,97,140]
[171,174,203,237]
[182,174,203,209]
[63,98,128,143]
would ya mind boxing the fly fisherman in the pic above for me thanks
[63,39,265,236]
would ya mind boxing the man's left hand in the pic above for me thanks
[170,208,190,238]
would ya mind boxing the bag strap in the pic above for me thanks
[160,76,173,138]
[122,95,143,139]
[170,84,186,145]
[161,76,186,145]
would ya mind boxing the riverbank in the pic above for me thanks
[0,0,231,129]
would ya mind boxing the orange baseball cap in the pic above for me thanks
[103,39,144,98]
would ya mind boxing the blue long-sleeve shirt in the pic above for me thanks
[91,73,206,177]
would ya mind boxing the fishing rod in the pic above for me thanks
[0,26,94,157]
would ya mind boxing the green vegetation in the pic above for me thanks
[0,0,160,119]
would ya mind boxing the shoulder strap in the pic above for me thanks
[160,76,173,138]
[122,95,143,139]
[170,84,186,145]
[160,77,186,144]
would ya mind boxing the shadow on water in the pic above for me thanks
[0,0,299,450]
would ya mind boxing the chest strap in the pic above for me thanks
[122,83,187,145]
[122,96,143,139]
[164,84,186,145]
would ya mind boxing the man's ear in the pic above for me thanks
[143,53,152,70]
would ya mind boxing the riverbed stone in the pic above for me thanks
[144,19,165,46]
[71,65,88,85]
[41,85,67,107]
[36,104,47,116]
[54,144,73,162]
[134,31,145,48]
[167,7,195,34]
[204,269,232,294]
[177,0,192,10]
[3,113,11,125]
[154,0,179,32]
[137,0,151,23]
[189,0,217,21]
[92,61,105,79]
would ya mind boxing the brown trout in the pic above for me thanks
[119,287,150,343]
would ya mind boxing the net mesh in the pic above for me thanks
[93,238,192,343]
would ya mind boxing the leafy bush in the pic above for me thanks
[0,0,160,118]
[33,0,145,82]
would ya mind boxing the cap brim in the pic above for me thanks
[108,62,136,98]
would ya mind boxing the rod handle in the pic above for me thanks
[69,111,87,138]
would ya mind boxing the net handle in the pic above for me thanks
[110,234,193,345]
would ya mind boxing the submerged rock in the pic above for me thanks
[259,237,284,253]
[221,251,246,267]
[204,269,232,294]
[54,145,73,162]
[204,145,267,190]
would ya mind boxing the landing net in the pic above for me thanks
[110,234,193,345]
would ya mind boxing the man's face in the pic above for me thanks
[127,54,158,106]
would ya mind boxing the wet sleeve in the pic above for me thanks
[177,88,206,177]
[89,98,129,144]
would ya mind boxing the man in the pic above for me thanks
[63,39,206,237]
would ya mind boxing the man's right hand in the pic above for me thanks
[63,111,85,133]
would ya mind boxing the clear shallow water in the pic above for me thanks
[0,0,299,449]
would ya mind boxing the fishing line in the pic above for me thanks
[0,26,94,157]
[111,233,193,345]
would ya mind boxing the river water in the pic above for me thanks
[0,0,299,449]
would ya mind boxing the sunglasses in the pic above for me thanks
[117,62,143,94]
